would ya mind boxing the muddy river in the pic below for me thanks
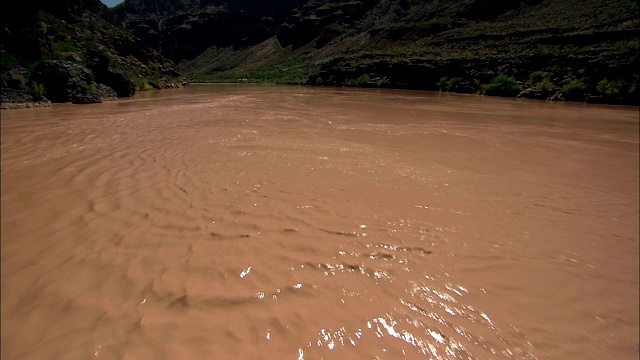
[2,85,638,360]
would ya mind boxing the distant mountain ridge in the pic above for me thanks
[114,0,310,60]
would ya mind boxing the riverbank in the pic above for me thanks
[4,80,637,109]
[173,80,640,107]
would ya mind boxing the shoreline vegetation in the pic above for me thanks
[4,80,637,111]
[188,70,639,106]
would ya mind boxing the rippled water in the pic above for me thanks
[2,85,638,360]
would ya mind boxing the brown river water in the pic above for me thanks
[1,85,638,360]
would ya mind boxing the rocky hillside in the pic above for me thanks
[112,0,638,105]
[1,0,187,108]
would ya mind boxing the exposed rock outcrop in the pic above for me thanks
[27,60,125,104]
[1,0,187,108]
[98,69,136,98]
[30,60,95,103]
[0,89,52,109]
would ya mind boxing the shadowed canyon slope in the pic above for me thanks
[114,0,639,104]
[1,0,186,107]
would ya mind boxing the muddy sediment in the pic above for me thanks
[2,85,638,360]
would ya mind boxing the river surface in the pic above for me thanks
[2,85,638,360]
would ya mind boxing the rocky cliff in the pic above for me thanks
[1,0,187,108]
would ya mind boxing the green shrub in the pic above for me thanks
[79,81,96,94]
[376,78,390,87]
[483,75,522,97]
[536,78,554,92]
[132,77,154,92]
[356,74,371,87]
[52,41,76,53]
[529,71,546,83]
[596,78,622,96]
[436,76,449,91]
[31,82,47,100]
[0,52,17,68]
[343,78,357,86]
[448,77,464,90]
[436,76,464,91]
[628,75,638,100]
[49,53,69,61]
[625,40,639,51]
[473,79,482,93]
[560,82,586,101]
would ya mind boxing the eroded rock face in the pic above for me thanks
[1,0,187,107]
[30,60,95,103]
[0,88,52,109]
[70,83,118,104]
[71,92,102,104]
[114,0,309,61]
[95,83,118,99]
[28,60,126,104]
[468,0,544,19]
[1,1,52,62]
[98,69,136,97]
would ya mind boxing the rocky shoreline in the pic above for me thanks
[1,59,189,109]
[1,0,187,110]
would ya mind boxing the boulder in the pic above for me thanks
[70,84,117,104]
[99,69,136,97]
[0,88,51,108]
[95,83,118,99]
[585,95,606,104]
[29,60,94,103]
[72,92,102,104]
[518,89,553,100]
